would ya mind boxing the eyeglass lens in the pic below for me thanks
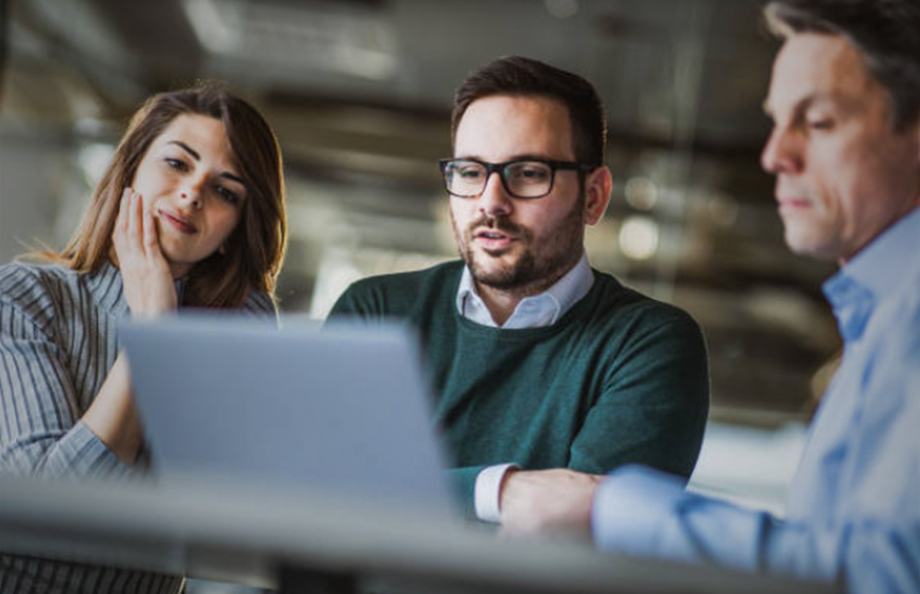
[444,161,554,198]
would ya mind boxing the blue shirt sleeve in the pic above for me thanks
[592,466,771,572]
[592,466,920,594]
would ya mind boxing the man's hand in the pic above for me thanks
[498,468,603,536]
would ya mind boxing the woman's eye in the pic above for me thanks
[165,158,189,171]
[216,186,239,204]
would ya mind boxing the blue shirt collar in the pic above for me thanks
[823,207,920,342]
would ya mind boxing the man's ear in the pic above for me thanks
[584,166,613,226]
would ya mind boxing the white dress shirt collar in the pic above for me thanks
[455,253,594,329]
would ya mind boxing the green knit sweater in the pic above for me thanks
[330,261,709,516]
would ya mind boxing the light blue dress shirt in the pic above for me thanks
[591,207,920,594]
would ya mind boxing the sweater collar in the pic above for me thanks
[455,253,594,328]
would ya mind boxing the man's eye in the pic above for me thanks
[808,119,834,130]
[457,168,484,179]
[511,165,549,181]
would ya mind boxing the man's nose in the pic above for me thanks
[761,126,803,175]
[477,171,512,219]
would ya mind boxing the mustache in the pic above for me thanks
[468,215,525,237]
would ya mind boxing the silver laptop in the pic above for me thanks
[120,315,456,515]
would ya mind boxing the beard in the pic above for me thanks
[451,193,586,293]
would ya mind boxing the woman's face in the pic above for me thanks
[130,114,246,278]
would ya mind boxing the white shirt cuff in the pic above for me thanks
[474,463,519,523]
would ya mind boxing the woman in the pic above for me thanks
[0,84,287,594]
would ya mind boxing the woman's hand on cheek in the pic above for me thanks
[112,187,178,318]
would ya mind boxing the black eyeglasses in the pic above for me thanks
[439,158,595,199]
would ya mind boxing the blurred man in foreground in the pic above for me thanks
[505,1,920,592]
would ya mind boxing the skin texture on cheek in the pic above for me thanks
[764,34,920,262]
[128,114,244,273]
[451,192,586,293]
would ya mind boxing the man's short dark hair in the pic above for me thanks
[451,56,607,167]
[765,0,920,131]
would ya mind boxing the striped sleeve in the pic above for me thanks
[0,265,134,479]
[241,288,278,318]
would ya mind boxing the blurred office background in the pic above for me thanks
[0,0,840,517]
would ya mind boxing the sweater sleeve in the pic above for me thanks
[444,465,487,517]
[569,307,709,479]
[0,275,136,479]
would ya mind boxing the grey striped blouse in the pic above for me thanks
[0,260,276,594]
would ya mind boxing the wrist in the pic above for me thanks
[498,467,518,514]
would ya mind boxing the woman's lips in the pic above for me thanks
[158,208,197,234]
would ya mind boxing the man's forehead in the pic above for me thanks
[460,95,570,127]
[765,33,874,112]
[454,95,575,160]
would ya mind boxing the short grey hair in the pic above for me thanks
[764,0,920,131]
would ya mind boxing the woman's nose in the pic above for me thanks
[178,180,205,208]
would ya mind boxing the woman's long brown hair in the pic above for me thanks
[50,83,287,309]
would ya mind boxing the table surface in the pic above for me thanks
[0,474,838,594]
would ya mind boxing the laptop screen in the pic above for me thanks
[121,315,457,516]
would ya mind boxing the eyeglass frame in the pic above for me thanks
[438,157,597,199]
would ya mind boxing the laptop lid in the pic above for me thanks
[120,315,456,515]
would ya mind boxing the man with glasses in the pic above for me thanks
[330,56,709,526]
